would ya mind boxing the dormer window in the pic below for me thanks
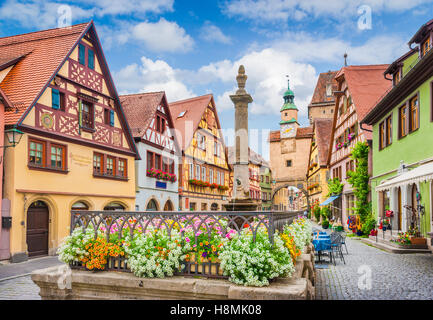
[393,68,402,86]
[421,36,431,57]
[326,83,332,96]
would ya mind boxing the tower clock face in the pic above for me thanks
[281,124,296,138]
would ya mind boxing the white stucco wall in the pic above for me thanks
[135,142,179,211]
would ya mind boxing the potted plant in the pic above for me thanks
[321,219,329,229]
[408,226,427,245]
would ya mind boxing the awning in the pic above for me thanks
[376,161,433,192]
[319,194,340,206]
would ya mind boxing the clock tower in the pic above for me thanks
[279,79,299,139]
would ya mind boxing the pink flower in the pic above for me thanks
[185,237,190,243]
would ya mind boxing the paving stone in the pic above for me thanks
[315,235,433,300]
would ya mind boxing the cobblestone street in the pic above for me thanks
[315,236,433,300]
[0,275,40,300]
[0,256,63,300]
[1,239,433,300]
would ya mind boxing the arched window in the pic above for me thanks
[71,201,89,211]
[104,202,125,211]
[163,200,174,211]
[146,199,159,211]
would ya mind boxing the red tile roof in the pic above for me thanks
[314,118,333,166]
[0,22,90,125]
[336,64,391,140]
[120,92,165,138]
[296,126,313,138]
[168,94,214,151]
[309,71,338,105]
[269,130,280,142]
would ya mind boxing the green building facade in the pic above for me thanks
[260,166,273,211]
[362,20,433,238]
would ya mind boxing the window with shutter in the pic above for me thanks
[88,49,95,70]
[202,167,206,181]
[196,165,200,180]
[52,89,60,110]
[79,43,86,65]
[189,163,194,179]
[110,110,114,126]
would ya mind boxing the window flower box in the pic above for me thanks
[409,237,427,245]
[348,132,356,142]
[147,168,177,182]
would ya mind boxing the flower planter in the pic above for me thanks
[409,237,427,245]
[189,255,223,276]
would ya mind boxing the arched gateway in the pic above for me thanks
[271,183,310,213]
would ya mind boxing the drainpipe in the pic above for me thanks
[360,122,373,132]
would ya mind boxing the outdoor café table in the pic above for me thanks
[312,233,331,263]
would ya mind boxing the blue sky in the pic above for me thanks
[1,0,433,157]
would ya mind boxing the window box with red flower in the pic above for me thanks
[147,168,177,182]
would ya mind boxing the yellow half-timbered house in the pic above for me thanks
[169,94,230,211]
[1,22,138,262]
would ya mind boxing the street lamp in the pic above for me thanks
[3,127,24,148]
[1,127,24,165]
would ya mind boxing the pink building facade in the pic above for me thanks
[328,65,391,228]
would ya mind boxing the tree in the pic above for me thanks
[347,141,371,223]
[327,178,344,197]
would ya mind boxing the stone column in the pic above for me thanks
[231,65,253,200]
[223,66,257,212]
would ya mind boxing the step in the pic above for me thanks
[368,235,429,249]
[361,238,432,254]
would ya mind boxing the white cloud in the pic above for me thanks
[200,22,232,44]
[85,0,173,16]
[112,29,408,120]
[132,18,194,53]
[270,31,407,65]
[114,57,195,102]
[0,0,93,29]
[223,0,433,22]
[0,0,174,29]
[205,48,317,118]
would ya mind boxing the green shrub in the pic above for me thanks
[313,205,321,221]
[321,219,329,229]
[361,215,376,235]
[321,206,331,220]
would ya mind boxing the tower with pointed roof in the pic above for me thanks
[280,79,299,139]
[269,78,313,211]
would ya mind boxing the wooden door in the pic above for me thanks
[26,201,49,257]
[398,187,402,230]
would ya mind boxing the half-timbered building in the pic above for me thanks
[327,64,390,228]
[169,94,230,211]
[1,22,138,262]
[227,146,270,209]
[121,92,180,211]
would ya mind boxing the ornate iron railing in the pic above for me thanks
[69,210,299,278]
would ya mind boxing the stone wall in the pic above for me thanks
[269,136,311,185]
[31,245,316,300]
